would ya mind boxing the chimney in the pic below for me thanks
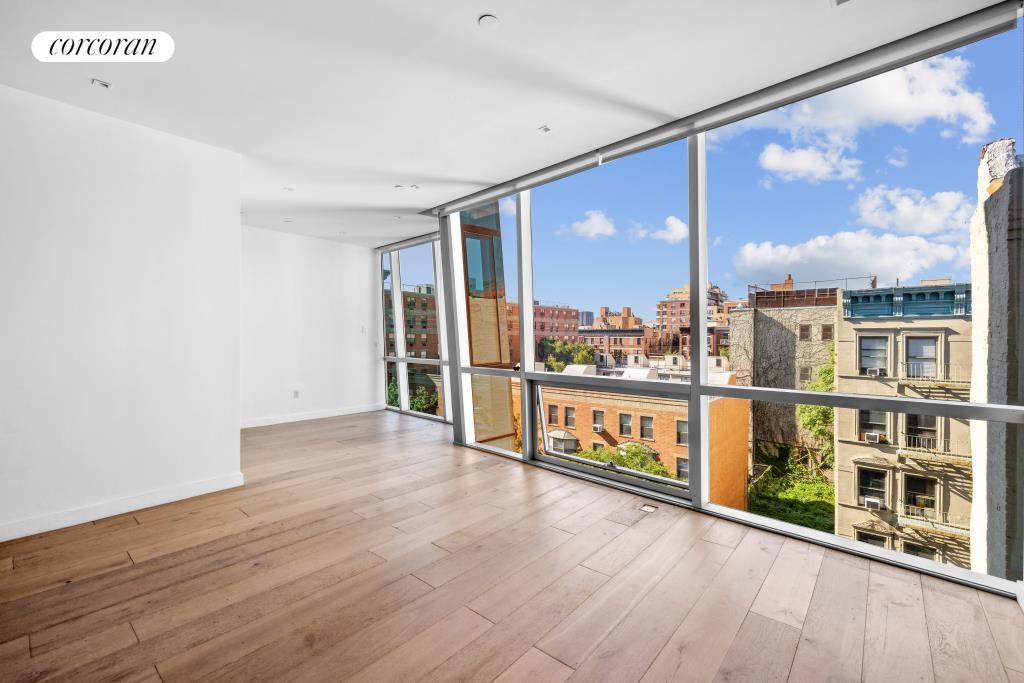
[599,306,609,317]
[622,306,632,318]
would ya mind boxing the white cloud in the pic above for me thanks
[571,210,616,239]
[650,215,688,243]
[711,235,723,248]
[731,54,993,184]
[759,143,861,183]
[499,196,516,216]
[733,230,957,285]
[759,177,774,191]
[856,185,973,235]
[886,146,909,168]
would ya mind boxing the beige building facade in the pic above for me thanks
[833,283,974,567]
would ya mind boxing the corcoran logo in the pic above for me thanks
[32,31,174,62]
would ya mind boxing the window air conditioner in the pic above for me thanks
[866,367,886,377]
[865,432,882,444]
[863,497,882,511]
[592,424,603,433]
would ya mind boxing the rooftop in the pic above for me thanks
[844,283,971,319]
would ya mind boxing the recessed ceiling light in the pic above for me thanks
[282,186,295,192]
[393,215,402,219]
[91,78,110,89]
[409,184,420,190]
[477,14,499,28]
[283,218,294,223]
[393,184,404,189]
[538,124,551,133]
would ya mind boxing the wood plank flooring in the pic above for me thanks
[0,410,1021,682]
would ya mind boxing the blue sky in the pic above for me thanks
[517,23,1023,322]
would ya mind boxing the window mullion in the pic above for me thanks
[688,133,709,508]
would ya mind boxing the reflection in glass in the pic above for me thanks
[469,375,520,455]
[385,362,399,408]
[406,363,443,418]
[398,243,439,360]
[381,253,396,356]
[459,197,518,368]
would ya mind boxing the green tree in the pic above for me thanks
[409,385,438,414]
[537,338,596,372]
[575,442,671,478]
[386,378,399,408]
[796,345,835,468]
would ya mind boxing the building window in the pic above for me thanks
[676,457,689,484]
[905,336,938,379]
[821,324,834,341]
[592,442,604,451]
[857,468,887,507]
[904,475,937,519]
[859,409,887,442]
[859,336,888,376]
[676,420,688,446]
[565,407,576,428]
[856,530,888,548]
[640,416,654,440]
[593,410,604,431]
[799,324,811,341]
[903,542,936,561]
[551,436,577,454]
[905,414,937,450]
[799,366,812,383]
[619,413,632,437]
[548,405,558,425]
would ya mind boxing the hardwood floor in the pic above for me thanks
[1,410,1022,682]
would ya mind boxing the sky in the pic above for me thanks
[514,23,1024,322]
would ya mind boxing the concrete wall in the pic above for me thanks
[969,140,1023,580]
[240,225,383,428]
[0,85,242,540]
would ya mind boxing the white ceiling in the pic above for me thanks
[0,0,1001,247]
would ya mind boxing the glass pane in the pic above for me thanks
[406,363,443,418]
[381,253,396,356]
[710,394,1023,581]
[468,374,521,456]
[536,385,728,499]
[709,20,1023,406]
[459,196,519,369]
[398,243,439,360]
[385,361,399,408]
[531,139,694,379]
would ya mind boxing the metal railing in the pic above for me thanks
[899,433,971,461]
[898,362,971,386]
[897,500,969,537]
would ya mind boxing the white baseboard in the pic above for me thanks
[240,403,386,429]
[0,471,245,543]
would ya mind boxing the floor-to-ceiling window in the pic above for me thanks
[378,237,451,422]
[413,8,1022,593]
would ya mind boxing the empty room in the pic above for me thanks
[1,1,1023,681]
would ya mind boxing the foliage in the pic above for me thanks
[748,475,835,533]
[386,378,399,408]
[719,345,730,359]
[575,442,672,478]
[512,413,522,453]
[795,345,835,468]
[537,338,595,372]
[409,385,437,413]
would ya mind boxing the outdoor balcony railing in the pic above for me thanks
[899,433,971,463]
[897,362,971,386]
[897,500,970,537]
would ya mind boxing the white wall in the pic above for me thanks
[240,225,383,427]
[0,85,242,541]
